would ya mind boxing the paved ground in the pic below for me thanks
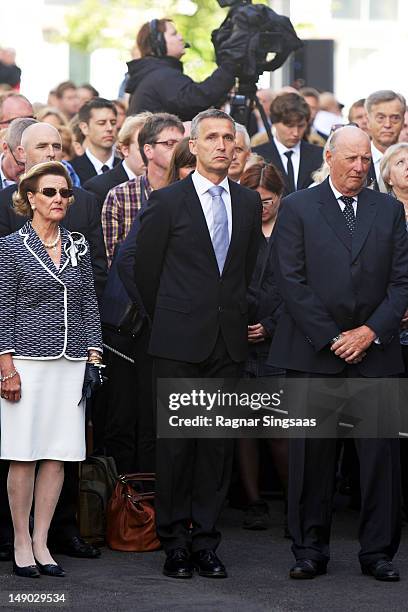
[0,501,407,612]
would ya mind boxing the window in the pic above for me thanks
[331,0,361,19]
[369,0,398,20]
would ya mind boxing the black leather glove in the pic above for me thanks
[79,363,107,404]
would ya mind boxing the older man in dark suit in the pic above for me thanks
[269,125,408,582]
[127,109,262,578]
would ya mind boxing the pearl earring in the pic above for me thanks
[31,205,36,210]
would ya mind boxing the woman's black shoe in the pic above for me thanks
[12,560,40,578]
[35,559,65,577]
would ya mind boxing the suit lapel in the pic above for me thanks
[297,141,311,189]
[351,189,377,262]
[318,179,352,252]
[58,227,70,274]
[222,179,243,275]
[19,222,63,283]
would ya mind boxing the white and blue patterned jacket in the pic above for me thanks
[0,222,103,360]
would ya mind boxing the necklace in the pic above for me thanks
[41,227,61,252]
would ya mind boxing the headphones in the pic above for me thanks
[149,19,167,57]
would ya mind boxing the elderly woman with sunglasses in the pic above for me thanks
[0,161,102,578]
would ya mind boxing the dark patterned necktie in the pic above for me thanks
[339,195,356,234]
[284,150,296,192]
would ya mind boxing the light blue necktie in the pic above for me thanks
[208,185,229,273]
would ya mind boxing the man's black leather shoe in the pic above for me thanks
[290,559,327,579]
[361,560,400,582]
[51,536,101,559]
[0,543,12,562]
[163,548,193,578]
[192,550,227,578]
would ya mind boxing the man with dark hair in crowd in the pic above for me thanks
[102,112,184,264]
[365,90,406,189]
[71,98,121,184]
[0,120,107,562]
[55,80,80,120]
[254,92,323,195]
[123,108,261,579]
[77,83,100,108]
[348,98,369,133]
[126,18,236,120]
[0,93,33,128]
[0,117,35,189]
[84,112,149,209]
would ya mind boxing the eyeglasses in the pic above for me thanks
[0,115,35,127]
[330,122,358,134]
[152,139,181,149]
[261,198,278,207]
[37,187,73,198]
[6,144,25,168]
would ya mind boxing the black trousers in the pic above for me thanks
[0,460,79,544]
[95,327,155,474]
[287,367,401,566]
[153,334,242,553]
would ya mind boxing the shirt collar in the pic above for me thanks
[371,142,384,164]
[329,177,358,202]
[85,148,115,173]
[273,135,301,157]
[122,159,136,180]
[192,170,230,196]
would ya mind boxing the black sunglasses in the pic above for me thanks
[37,187,73,198]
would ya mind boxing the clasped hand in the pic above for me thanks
[330,325,376,364]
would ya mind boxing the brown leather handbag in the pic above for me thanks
[106,473,161,552]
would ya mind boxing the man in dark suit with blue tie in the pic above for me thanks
[129,109,262,578]
[269,125,408,582]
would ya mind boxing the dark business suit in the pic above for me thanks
[130,173,262,551]
[70,153,121,185]
[269,178,408,566]
[0,185,108,547]
[253,137,323,195]
[83,161,129,209]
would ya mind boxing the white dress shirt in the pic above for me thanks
[273,135,301,188]
[85,148,115,175]
[329,177,358,215]
[122,160,136,181]
[191,170,232,240]
[371,142,383,183]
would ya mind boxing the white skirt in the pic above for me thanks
[0,357,86,461]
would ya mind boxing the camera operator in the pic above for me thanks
[126,19,236,121]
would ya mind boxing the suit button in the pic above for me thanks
[60,325,65,331]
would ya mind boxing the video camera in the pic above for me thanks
[212,0,302,84]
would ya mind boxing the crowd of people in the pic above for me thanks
[1,17,408,586]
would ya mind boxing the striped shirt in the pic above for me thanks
[102,174,152,266]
